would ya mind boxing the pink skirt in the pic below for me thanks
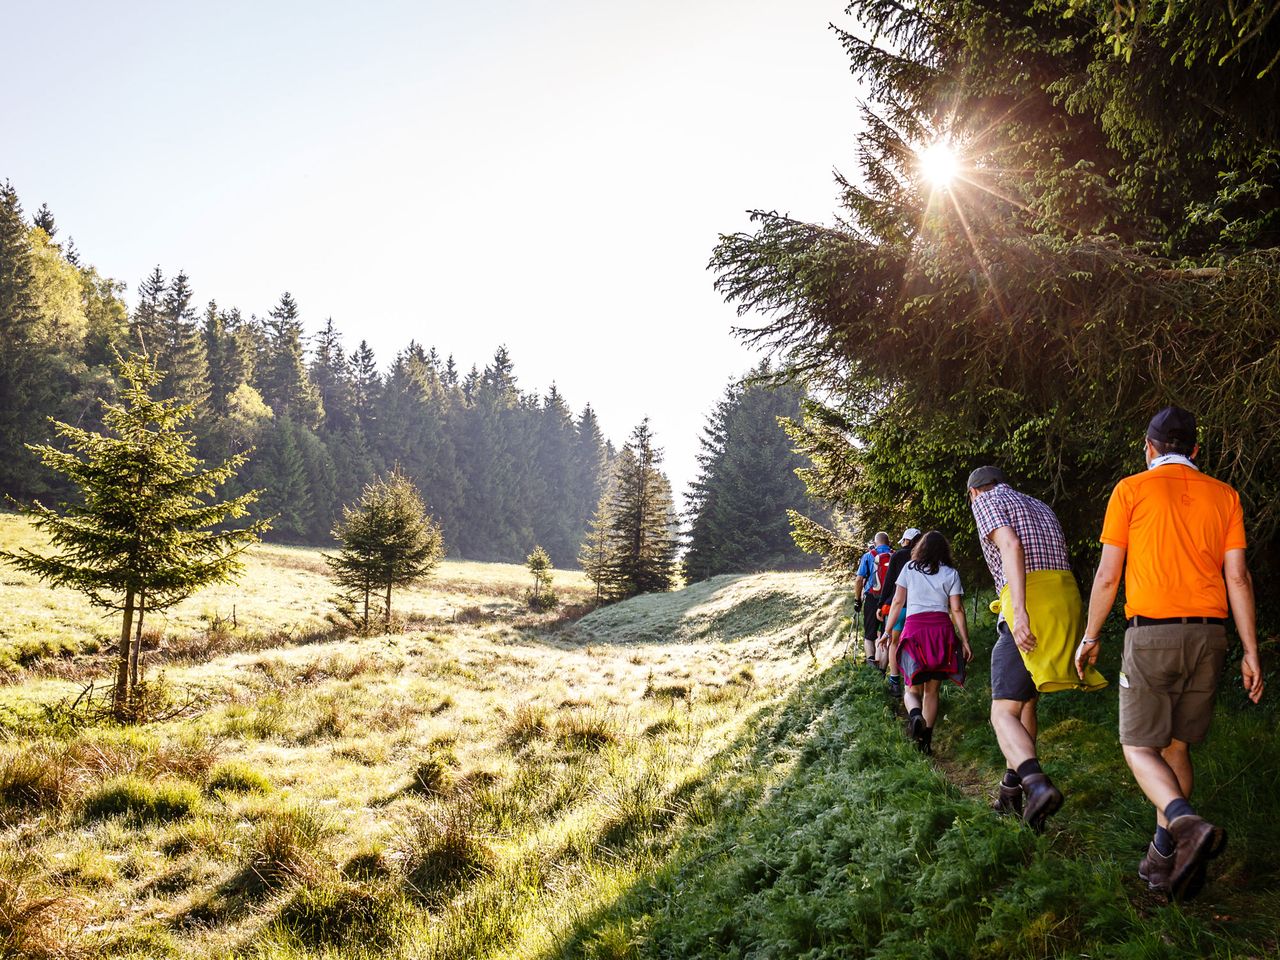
[897,611,965,688]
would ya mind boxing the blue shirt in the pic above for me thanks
[856,544,892,594]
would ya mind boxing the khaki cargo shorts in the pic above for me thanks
[1118,623,1228,748]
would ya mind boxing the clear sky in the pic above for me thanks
[3,0,859,505]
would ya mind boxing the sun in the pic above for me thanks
[918,140,959,188]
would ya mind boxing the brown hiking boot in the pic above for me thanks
[1020,773,1062,833]
[1168,815,1225,902]
[1138,842,1173,893]
[992,782,1022,817]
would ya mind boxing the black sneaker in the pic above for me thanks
[887,675,903,698]
[907,713,926,745]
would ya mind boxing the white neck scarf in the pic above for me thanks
[1147,453,1198,472]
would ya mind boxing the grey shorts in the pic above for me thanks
[991,621,1037,702]
[1119,623,1227,748]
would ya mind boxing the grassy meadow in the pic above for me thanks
[1,512,1278,959]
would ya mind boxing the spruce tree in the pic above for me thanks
[0,353,265,718]
[130,266,166,354]
[32,202,56,237]
[599,419,678,599]
[578,482,614,603]
[350,339,381,437]
[259,292,323,426]
[310,317,356,432]
[156,271,209,406]
[326,471,444,633]
[0,182,50,497]
[525,544,555,609]
[684,364,819,581]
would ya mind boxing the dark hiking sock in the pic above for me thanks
[1154,826,1174,857]
[1002,768,1020,789]
[1015,758,1043,781]
[1165,798,1196,822]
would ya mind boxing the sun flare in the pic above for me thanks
[918,140,959,188]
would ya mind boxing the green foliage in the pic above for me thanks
[588,420,679,601]
[711,1,1280,596]
[83,775,203,823]
[0,352,266,717]
[326,470,445,633]
[684,361,822,582]
[526,544,557,610]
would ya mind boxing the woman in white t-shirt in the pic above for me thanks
[882,530,973,754]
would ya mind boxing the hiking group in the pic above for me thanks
[850,406,1266,903]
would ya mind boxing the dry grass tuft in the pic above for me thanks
[401,801,496,906]
[555,707,623,750]
[505,702,550,747]
[0,848,87,959]
[245,804,333,889]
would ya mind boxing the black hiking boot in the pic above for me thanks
[992,782,1023,817]
[1020,773,1063,833]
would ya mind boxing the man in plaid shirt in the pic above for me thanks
[968,465,1089,832]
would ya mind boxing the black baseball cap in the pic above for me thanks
[966,465,1007,489]
[1147,406,1197,446]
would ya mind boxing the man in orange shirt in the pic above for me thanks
[1076,406,1265,902]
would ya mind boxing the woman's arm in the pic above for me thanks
[949,593,972,661]
[884,584,907,634]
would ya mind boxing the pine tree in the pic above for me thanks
[156,271,209,406]
[259,292,323,426]
[0,181,52,497]
[525,544,555,610]
[326,471,444,633]
[684,364,819,581]
[598,419,678,599]
[310,317,355,432]
[350,339,381,436]
[0,353,265,718]
[32,202,56,238]
[578,482,614,603]
[130,266,166,355]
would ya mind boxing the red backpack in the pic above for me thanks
[869,551,892,597]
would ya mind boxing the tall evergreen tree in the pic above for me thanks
[597,419,678,599]
[310,317,355,433]
[130,266,166,355]
[0,354,265,718]
[258,292,323,426]
[350,339,381,437]
[0,182,54,497]
[684,364,820,581]
[31,202,56,237]
[155,270,209,406]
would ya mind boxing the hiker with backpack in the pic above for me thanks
[877,527,922,697]
[854,531,893,669]
[879,530,972,753]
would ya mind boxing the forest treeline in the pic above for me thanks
[1,182,821,577]
[0,185,613,565]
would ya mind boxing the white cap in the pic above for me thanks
[901,527,921,543]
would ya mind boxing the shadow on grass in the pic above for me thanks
[539,641,1280,960]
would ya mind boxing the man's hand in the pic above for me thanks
[1242,651,1265,704]
[1011,610,1037,653]
[854,597,863,614]
[1074,637,1099,680]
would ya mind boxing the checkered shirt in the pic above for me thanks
[970,483,1071,591]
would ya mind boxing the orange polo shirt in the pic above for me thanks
[1100,463,1246,619]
